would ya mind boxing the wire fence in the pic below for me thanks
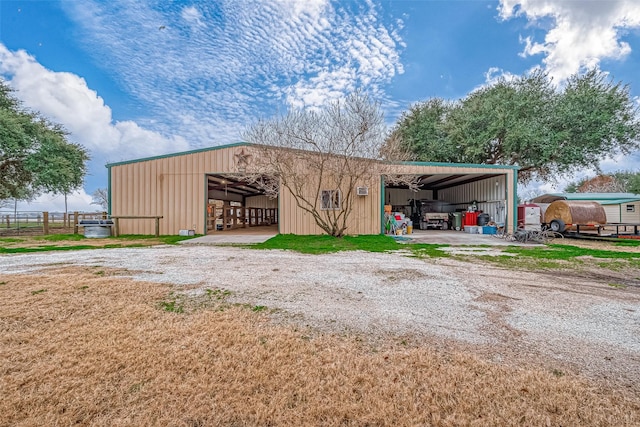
[0,211,107,237]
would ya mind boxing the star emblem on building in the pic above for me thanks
[235,148,252,172]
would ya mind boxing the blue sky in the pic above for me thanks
[1,0,640,210]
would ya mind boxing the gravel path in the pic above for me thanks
[1,245,639,390]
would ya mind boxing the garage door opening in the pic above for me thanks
[206,174,278,234]
[384,173,507,234]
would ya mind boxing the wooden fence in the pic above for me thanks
[0,211,107,236]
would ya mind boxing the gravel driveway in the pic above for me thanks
[1,245,639,390]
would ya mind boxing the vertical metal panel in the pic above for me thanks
[112,146,243,235]
[438,175,508,225]
[621,202,640,223]
[603,205,621,222]
[245,195,278,209]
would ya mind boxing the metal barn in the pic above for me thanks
[107,142,518,236]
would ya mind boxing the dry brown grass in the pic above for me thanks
[1,268,639,426]
[0,236,167,249]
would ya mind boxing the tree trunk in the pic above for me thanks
[64,193,69,227]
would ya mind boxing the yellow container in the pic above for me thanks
[407,225,413,234]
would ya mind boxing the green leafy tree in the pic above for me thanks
[393,69,640,183]
[392,98,458,162]
[612,170,640,194]
[27,124,88,214]
[552,70,639,178]
[563,180,581,193]
[0,80,89,208]
[0,107,37,200]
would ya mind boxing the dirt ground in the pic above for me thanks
[0,236,170,249]
[1,266,639,426]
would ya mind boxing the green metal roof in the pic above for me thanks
[396,160,519,170]
[107,141,520,172]
[537,193,640,204]
[598,198,640,205]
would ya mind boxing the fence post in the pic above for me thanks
[155,217,160,237]
[114,218,120,237]
[73,211,79,234]
[5,215,9,229]
[43,212,49,235]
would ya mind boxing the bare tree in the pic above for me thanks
[577,175,625,193]
[242,92,416,237]
[91,188,108,211]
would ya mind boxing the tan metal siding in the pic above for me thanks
[621,202,640,223]
[345,177,380,235]
[603,205,621,223]
[111,146,242,235]
[276,177,380,235]
[111,147,516,235]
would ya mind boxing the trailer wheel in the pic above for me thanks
[441,221,449,230]
[549,219,566,233]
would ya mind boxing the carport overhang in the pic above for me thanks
[381,161,519,233]
[384,172,507,193]
[207,174,266,198]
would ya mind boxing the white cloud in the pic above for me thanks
[0,44,189,162]
[273,0,328,21]
[181,6,205,29]
[60,0,404,125]
[499,0,640,81]
[14,189,97,213]
[483,66,519,86]
[2,1,406,210]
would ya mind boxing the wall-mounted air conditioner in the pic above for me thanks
[356,187,369,196]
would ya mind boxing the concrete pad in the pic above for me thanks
[179,233,277,245]
[180,229,535,246]
[399,230,536,246]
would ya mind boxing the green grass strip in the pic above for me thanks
[613,239,640,247]
[0,237,23,243]
[252,234,450,256]
[34,234,86,242]
[503,244,640,260]
[253,234,401,254]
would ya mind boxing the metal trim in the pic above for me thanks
[107,166,112,216]
[380,176,385,235]
[511,170,518,232]
[106,141,250,168]
[393,160,519,170]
